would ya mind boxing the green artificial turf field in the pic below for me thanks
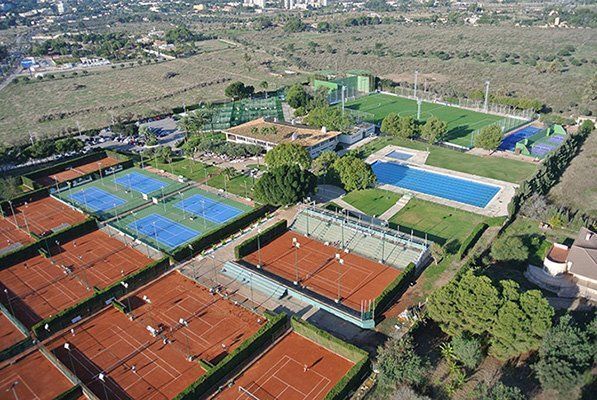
[343,93,516,147]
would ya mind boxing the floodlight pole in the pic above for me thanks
[152,222,159,248]
[341,85,346,114]
[417,99,422,121]
[414,70,419,99]
[211,255,218,284]
[8,200,17,228]
[293,238,300,285]
[179,192,186,220]
[483,81,490,112]
[336,255,344,303]
[4,289,14,317]
[257,228,262,268]
[65,343,76,375]
[8,380,19,400]
[121,281,132,314]
[98,162,104,185]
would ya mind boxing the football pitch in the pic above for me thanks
[343,93,513,147]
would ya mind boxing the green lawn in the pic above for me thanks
[342,188,401,217]
[360,136,536,183]
[207,173,256,199]
[388,198,490,245]
[153,158,220,182]
[343,93,514,147]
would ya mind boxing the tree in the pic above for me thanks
[490,235,529,263]
[533,315,594,393]
[451,334,483,370]
[225,81,254,100]
[420,117,447,144]
[332,155,376,191]
[303,106,353,131]
[26,140,55,159]
[285,84,310,109]
[312,150,339,183]
[375,336,427,393]
[489,283,554,360]
[427,271,501,337]
[254,165,316,206]
[177,109,214,135]
[264,143,311,170]
[474,382,525,400]
[284,17,306,33]
[259,80,269,98]
[474,125,503,152]
[381,114,418,139]
[429,243,445,265]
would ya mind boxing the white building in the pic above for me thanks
[284,0,327,10]
[526,227,597,302]
[244,0,265,8]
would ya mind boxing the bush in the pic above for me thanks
[451,334,483,370]
[490,235,529,263]
[458,223,488,259]
[376,336,428,393]
[254,165,316,206]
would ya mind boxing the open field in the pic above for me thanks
[153,158,220,182]
[548,130,597,218]
[240,24,596,115]
[207,172,256,199]
[342,188,401,216]
[0,350,74,400]
[344,93,506,147]
[389,198,489,245]
[360,136,536,183]
[0,229,152,328]
[217,331,354,400]
[243,231,400,311]
[48,272,264,400]
[0,46,303,145]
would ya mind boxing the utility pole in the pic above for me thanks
[413,70,419,99]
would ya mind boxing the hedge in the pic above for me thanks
[170,205,275,261]
[290,317,370,400]
[458,223,489,259]
[174,311,288,399]
[234,219,287,259]
[0,337,35,363]
[32,257,171,340]
[0,218,97,270]
[373,262,416,315]
[53,385,83,400]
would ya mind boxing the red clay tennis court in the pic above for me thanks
[0,229,153,328]
[0,350,74,400]
[216,331,354,400]
[48,272,265,400]
[0,313,26,352]
[243,231,400,311]
[0,217,33,254]
[35,156,121,186]
[12,196,86,236]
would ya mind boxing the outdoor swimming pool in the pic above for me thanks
[371,161,500,208]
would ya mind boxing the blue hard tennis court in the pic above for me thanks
[69,187,126,212]
[174,193,242,224]
[114,171,167,195]
[498,126,542,151]
[386,150,413,161]
[372,161,500,208]
[128,213,200,249]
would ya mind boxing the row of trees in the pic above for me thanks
[381,113,448,144]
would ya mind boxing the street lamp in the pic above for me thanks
[292,238,300,285]
[335,254,344,303]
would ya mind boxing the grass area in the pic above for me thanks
[343,93,510,147]
[342,188,401,216]
[153,158,220,182]
[388,197,488,245]
[207,173,256,199]
[360,136,536,183]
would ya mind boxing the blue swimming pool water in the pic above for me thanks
[371,161,500,208]
[499,126,542,151]
[386,150,413,161]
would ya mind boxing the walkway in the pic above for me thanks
[379,193,412,220]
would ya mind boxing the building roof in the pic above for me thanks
[225,118,341,147]
[567,227,597,281]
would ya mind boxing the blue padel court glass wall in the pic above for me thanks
[499,126,542,151]
[371,161,500,208]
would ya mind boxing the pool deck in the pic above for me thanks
[366,145,517,217]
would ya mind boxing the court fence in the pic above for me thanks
[0,187,50,215]
[234,219,288,259]
[0,302,35,362]
[32,256,171,340]
[174,311,288,400]
[290,317,370,400]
